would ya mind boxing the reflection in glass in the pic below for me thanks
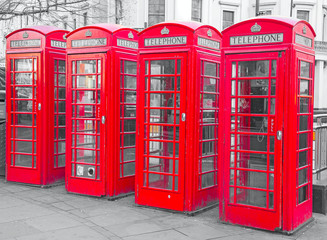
[15,59,33,71]
[76,75,96,88]
[238,60,269,77]
[123,60,137,74]
[236,188,267,208]
[271,60,276,77]
[150,77,175,91]
[203,62,217,77]
[150,60,175,74]
[13,154,33,167]
[238,79,269,96]
[299,98,310,113]
[77,60,96,74]
[15,73,33,85]
[300,61,310,78]
[237,116,268,133]
[124,76,137,89]
[58,60,66,73]
[15,87,33,99]
[15,101,33,112]
[300,80,309,95]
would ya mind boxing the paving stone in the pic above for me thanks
[51,201,76,211]
[16,225,109,240]
[0,204,55,223]
[123,229,192,240]
[152,215,199,229]
[87,209,150,227]
[176,223,246,239]
[69,204,130,218]
[0,221,41,239]
[0,196,29,209]
[105,220,167,237]
[24,213,82,232]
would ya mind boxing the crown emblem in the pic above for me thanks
[303,26,307,34]
[23,32,29,38]
[85,30,92,37]
[251,23,261,33]
[161,27,169,35]
[128,31,134,39]
[207,29,212,37]
[63,33,67,40]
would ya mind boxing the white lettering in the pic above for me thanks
[10,39,41,48]
[71,38,107,48]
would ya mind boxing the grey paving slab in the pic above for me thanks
[123,229,193,240]
[105,220,168,238]
[175,223,250,239]
[1,184,32,193]
[0,221,41,239]
[0,204,56,223]
[0,196,29,209]
[68,204,130,219]
[152,215,200,228]
[30,195,61,204]
[87,209,150,227]
[51,201,76,211]
[24,213,83,232]
[16,225,110,240]
[64,197,106,209]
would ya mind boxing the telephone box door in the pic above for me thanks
[66,53,106,196]
[222,51,284,230]
[137,53,187,211]
[6,54,41,184]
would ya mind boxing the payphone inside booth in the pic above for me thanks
[220,17,315,233]
[5,26,68,186]
[65,24,138,198]
[136,22,222,213]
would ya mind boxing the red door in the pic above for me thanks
[221,52,284,230]
[136,53,187,211]
[6,54,42,184]
[66,53,107,196]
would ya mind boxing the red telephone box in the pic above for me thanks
[136,22,222,213]
[219,17,315,232]
[65,24,138,197]
[5,26,68,186]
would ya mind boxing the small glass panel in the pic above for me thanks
[15,73,33,85]
[236,188,267,208]
[75,149,96,163]
[298,185,308,204]
[150,77,175,91]
[298,168,308,186]
[13,154,33,167]
[299,133,309,149]
[123,60,137,74]
[238,79,269,96]
[15,59,33,71]
[123,162,135,177]
[300,80,309,95]
[150,60,175,75]
[300,61,310,78]
[237,116,268,133]
[77,60,96,74]
[14,87,33,99]
[238,98,269,114]
[76,75,96,88]
[271,60,276,77]
[148,173,173,190]
[299,115,309,131]
[203,62,217,77]
[201,172,215,188]
[299,98,310,113]
[298,151,308,167]
[238,60,269,77]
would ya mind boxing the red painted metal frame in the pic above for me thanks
[65,24,138,197]
[220,16,316,232]
[5,26,68,186]
[135,22,222,212]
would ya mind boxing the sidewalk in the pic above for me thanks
[0,177,326,240]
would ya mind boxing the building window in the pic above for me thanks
[297,10,309,22]
[192,0,202,22]
[148,0,165,26]
[258,10,272,16]
[223,10,234,29]
[83,12,87,26]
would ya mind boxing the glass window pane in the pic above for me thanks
[76,164,96,179]
[148,173,172,190]
[123,148,135,162]
[77,60,96,74]
[237,116,268,133]
[300,80,309,95]
[124,76,137,89]
[201,172,215,188]
[299,133,309,149]
[236,134,267,152]
[300,61,310,78]
[298,151,308,167]
[238,61,269,77]
[76,75,96,88]
[15,73,33,85]
[150,60,175,74]
[15,59,33,71]
[203,62,217,77]
[238,98,269,114]
[75,149,96,163]
[236,152,268,170]
[13,154,33,167]
[298,185,308,204]
[271,60,276,77]
[236,188,267,208]
[238,79,269,96]
[298,168,308,186]
[122,162,135,177]
[14,87,33,99]
[58,74,66,86]
[58,60,66,73]
[299,98,310,113]
[76,90,96,104]
[123,61,137,74]
[299,115,309,131]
